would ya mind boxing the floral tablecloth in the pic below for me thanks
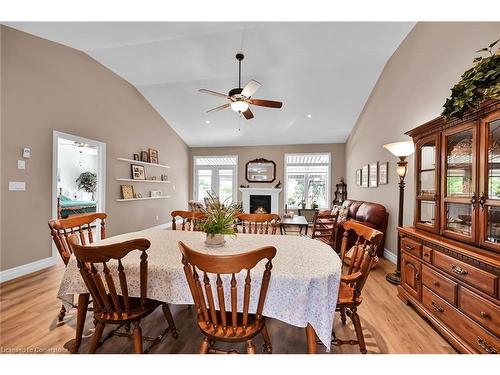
[57,229,341,350]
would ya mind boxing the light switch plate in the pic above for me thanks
[9,181,26,191]
[18,160,26,170]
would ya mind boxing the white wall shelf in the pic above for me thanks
[116,178,171,184]
[116,196,171,202]
[117,157,171,169]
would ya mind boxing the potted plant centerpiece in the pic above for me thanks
[201,192,241,247]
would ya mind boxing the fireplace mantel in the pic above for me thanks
[239,187,282,214]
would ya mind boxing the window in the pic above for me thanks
[284,153,331,209]
[193,156,238,203]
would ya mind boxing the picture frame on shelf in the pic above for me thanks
[361,164,369,188]
[121,185,135,199]
[134,192,142,199]
[133,153,140,161]
[131,164,146,180]
[140,151,149,163]
[356,169,362,186]
[150,190,162,197]
[369,162,379,188]
[148,148,159,164]
[379,162,389,185]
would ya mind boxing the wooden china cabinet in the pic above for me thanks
[398,100,500,354]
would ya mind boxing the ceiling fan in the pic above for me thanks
[198,53,283,120]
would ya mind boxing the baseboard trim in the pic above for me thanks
[383,248,397,264]
[0,256,57,284]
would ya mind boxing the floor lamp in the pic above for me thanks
[383,141,414,285]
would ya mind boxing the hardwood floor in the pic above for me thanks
[0,257,456,354]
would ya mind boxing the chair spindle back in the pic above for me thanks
[178,241,276,334]
[235,213,281,235]
[171,210,206,231]
[67,235,151,316]
[49,213,107,265]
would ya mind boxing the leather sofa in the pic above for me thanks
[330,199,389,257]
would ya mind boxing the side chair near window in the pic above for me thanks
[171,210,206,231]
[305,211,339,250]
[48,213,107,322]
[67,235,178,354]
[235,213,281,235]
[179,241,277,354]
[329,221,383,354]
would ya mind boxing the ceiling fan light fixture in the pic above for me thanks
[230,100,249,113]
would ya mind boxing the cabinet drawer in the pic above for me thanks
[401,237,422,258]
[422,265,457,304]
[422,287,499,354]
[432,251,498,296]
[422,246,432,263]
[459,287,500,337]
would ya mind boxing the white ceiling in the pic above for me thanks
[6,22,414,147]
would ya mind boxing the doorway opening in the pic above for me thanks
[52,131,106,255]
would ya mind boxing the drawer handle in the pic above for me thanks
[423,253,430,257]
[477,337,497,354]
[480,311,489,319]
[433,281,440,287]
[404,245,414,251]
[451,265,468,276]
[431,302,444,313]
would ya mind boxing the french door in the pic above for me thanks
[195,166,237,203]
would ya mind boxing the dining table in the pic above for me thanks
[58,228,342,353]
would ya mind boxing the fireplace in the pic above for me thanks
[239,187,282,214]
[250,195,272,214]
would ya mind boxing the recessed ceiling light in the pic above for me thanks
[205,120,210,124]
[307,114,312,118]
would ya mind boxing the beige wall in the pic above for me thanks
[190,143,345,214]
[346,22,500,256]
[0,26,189,271]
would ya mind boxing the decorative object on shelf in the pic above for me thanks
[356,169,361,186]
[135,192,143,198]
[150,190,162,198]
[150,176,157,180]
[333,177,347,205]
[245,158,276,183]
[200,191,239,247]
[274,180,282,188]
[369,162,379,188]
[133,153,140,161]
[140,151,149,163]
[361,164,369,187]
[379,162,388,185]
[131,164,146,180]
[121,185,134,199]
[148,148,159,164]
[442,39,500,120]
[383,140,415,285]
[161,174,169,181]
[239,184,250,188]
[76,171,97,200]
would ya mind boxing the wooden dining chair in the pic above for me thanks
[67,235,178,354]
[171,210,206,231]
[235,213,281,235]
[178,241,277,354]
[332,221,382,354]
[48,212,107,321]
[305,211,339,249]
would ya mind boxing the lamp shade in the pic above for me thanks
[230,101,249,113]
[383,141,414,158]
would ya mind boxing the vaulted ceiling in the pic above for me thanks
[6,22,415,147]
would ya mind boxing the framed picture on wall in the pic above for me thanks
[361,164,369,187]
[131,164,146,180]
[121,185,135,199]
[356,169,362,186]
[369,162,379,188]
[148,148,159,164]
[379,162,389,185]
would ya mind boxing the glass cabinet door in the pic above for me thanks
[479,114,500,253]
[441,123,478,243]
[415,134,440,232]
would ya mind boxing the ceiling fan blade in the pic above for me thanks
[199,89,229,99]
[249,99,283,109]
[241,80,261,98]
[242,107,254,120]
[206,103,230,113]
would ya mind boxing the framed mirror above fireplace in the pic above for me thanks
[245,158,276,183]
